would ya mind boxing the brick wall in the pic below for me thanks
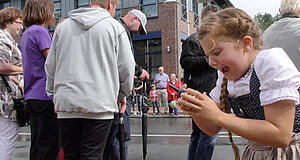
[122,3,199,78]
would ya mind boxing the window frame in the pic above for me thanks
[0,1,10,9]
[76,0,89,8]
[140,0,158,19]
[133,38,162,79]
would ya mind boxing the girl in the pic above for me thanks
[179,8,300,159]
[150,84,160,115]
[22,0,59,159]
[166,73,181,115]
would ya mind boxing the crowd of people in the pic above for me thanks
[131,66,183,116]
[0,0,299,159]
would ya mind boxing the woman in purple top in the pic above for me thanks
[21,0,59,159]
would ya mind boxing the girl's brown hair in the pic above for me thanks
[199,8,263,50]
[220,77,240,160]
[198,8,263,160]
[0,7,22,29]
[23,0,55,27]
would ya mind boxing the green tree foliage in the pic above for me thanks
[254,13,280,31]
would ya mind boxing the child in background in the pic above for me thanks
[169,101,179,116]
[150,84,160,115]
[166,73,181,115]
[179,8,300,159]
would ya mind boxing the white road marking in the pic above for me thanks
[19,132,241,138]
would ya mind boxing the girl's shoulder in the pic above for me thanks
[254,48,299,77]
[24,25,50,36]
[254,48,300,105]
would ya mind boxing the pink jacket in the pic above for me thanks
[149,90,159,103]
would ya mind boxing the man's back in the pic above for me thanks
[263,17,300,71]
[45,7,135,119]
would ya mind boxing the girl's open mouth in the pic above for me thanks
[221,67,229,75]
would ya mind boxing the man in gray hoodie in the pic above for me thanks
[45,0,135,159]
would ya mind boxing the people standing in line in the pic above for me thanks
[263,0,300,71]
[21,0,59,159]
[0,7,23,160]
[179,7,300,159]
[166,73,181,115]
[180,4,219,160]
[154,66,169,114]
[45,0,135,159]
[150,84,160,115]
[103,9,149,160]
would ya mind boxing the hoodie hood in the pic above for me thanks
[69,7,111,30]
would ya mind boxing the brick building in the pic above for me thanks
[0,0,233,79]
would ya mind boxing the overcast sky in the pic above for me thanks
[230,0,281,18]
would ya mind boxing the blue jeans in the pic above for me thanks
[187,120,217,160]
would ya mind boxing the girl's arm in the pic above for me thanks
[179,88,295,148]
[149,91,153,98]
[134,83,143,90]
[218,100,294,148]
[42,48,50,57]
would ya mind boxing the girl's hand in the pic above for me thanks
[178,88,224,125]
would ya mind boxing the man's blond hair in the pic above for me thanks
[280,0,300,15]
[90,0,120,8]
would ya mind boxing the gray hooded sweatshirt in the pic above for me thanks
[45,7,135,119]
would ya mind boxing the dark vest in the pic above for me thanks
[227,69,300,133]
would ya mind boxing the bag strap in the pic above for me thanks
[0,74,23,96]
[0,74,12,93]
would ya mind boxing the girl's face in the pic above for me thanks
[200,36,253,81]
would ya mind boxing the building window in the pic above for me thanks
[141,0,157,18]
[21,0,26,9]
[134,39,162,78]
[194,14,199,26]
[192,0,198,14]
[180,0,187,20]
[192,0,199,26]
[76,0,89,8]
[114,1,123,19]
[53,0,61,24]
[0,1,10,9]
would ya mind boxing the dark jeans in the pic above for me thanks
[187,120,217,160]
[152,102,160,114]
[59,118,112,160]
[134,95,142,112]
[103,113,120,160]
[103,101,131,160]
[28,99,59,160]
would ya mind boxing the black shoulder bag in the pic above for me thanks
[1,75,29,127]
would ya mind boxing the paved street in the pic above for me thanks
[13,116,247,160]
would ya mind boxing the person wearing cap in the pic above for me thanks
[103,9,149,160]
[119,9,149,80]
